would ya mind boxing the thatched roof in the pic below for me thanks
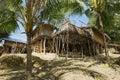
[53,23,87,44]
[54,23,105,46]
[32,23,55,43]
[53,23,84,36]
[79,27,104,45]
[31,22,105,46]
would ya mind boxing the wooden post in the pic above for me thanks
[40,39,43,53]
[88,39,92,56]
[43,37,46,54]
[41,39,43,53]
[56,37,58,54]
[52,38,55,53]
[66,31,69,60]
[58,37,61,56]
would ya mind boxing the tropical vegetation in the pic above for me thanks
[86,0,120,44]
[0,0,120,80]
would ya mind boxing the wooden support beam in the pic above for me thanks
[43,37,46,54]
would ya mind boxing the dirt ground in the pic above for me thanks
[0,51,120,80]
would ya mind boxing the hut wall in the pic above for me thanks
[33,41,41,53]
[33,39,53,53]
[4,41,25,48]
[3,41,26,53]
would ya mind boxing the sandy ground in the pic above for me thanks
[0,52,120,80]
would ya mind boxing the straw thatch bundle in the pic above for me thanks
[32,23,55,43]
[53,23,86,44]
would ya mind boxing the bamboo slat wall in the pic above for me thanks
[3,40,26,53]
[32,39,53,53]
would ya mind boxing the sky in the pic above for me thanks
[10,14,89,42]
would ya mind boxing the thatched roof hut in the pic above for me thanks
[31,22,105,56]
[32,24,55,43]
[31,23,55,53]
[53,23,104,56]
[79,27,104,46]
[53,23,85,44]
[2,37,26,53]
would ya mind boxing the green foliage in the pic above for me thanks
[0,0,22,12]
[0,9,17,38]
[0,0,21,39]
[41,0,86,25]
[105,14,120,43]
[86,0,120,43]
[0,0,86,36]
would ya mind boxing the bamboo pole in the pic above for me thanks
[58,37,61,56]
[52,38,55,53]
[88,39,92,56]
[40,40,42,53]
[56,37,58,55]
[66,30,69,60]
[43,37,46,54]
[41,39,43,53]
[81,45,83,58]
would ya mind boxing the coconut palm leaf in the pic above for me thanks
[0,0,22,39]
[41,0,86,24]
[1,0,86,79]
[0,9,18,39]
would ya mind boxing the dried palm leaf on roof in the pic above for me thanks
[32,23,55,43]
[53,23,85,37]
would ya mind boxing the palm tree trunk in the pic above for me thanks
[26,35,32,80]
[98,13,108,57]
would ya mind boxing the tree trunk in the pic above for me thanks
[98,13,108,57]
[26,35,32,80]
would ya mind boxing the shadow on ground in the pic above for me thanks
[0,54,120,80]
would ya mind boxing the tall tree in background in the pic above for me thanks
[101,0,120,44]
[86,0,120,44]
[89,0,108,57]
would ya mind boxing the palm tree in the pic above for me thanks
[86,0,120,56]
[87,0,109,57]
[1,0,86,79]
[22,1,85,79]
[101,0,120,44]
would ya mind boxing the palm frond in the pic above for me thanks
[40,0,86,24]
[0,9,18,38]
